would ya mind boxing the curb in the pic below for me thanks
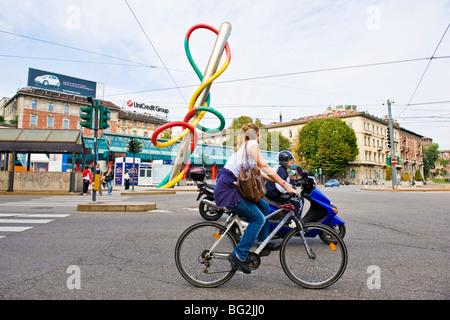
[77,201,157,212]
[362,187,450,192]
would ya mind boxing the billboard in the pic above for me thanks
[28,68,97,98]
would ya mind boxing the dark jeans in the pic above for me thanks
[82,180,90,194]
[228,198,270,260]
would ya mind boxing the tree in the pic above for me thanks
[297,119,322,169]
[260,130,291,152]
[401,171,411,181]
[297,118,358,177]
[229,116,262,130]
[414,169,423,181]
[423,143,440,179]
[226,116,288,151]
[386,165,392,180]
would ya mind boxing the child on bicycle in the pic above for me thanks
[265,151,304,220]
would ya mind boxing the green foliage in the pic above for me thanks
[297,118,358,177]
[386,165,392,180]
[423,143,440,178]
[227,116,287,151]
[229,116,262,130]
[401,171,411,181]
[414,169,423,181]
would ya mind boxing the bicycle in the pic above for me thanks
[175,197,348,289]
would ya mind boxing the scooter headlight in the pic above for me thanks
[330,202,338,213]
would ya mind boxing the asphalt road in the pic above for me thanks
[0,186,449,301]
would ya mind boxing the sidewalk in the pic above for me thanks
[0,184,199,196]
[77,185,198,212]
[361,183,450,192]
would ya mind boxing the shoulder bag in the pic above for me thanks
[236,142,266,203]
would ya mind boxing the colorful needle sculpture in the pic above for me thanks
[151,23,231,188]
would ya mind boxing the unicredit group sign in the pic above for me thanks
[123,100,169,119]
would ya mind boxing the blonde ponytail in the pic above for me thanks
[235,123,259,150]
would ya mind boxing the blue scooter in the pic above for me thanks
[190,167,346,242]
[265,171,346,242]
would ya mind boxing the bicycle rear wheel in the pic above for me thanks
[280,223,348,289]
[175,222,237,288]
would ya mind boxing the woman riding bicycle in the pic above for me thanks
[214,123,297,274]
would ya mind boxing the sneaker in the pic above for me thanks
[259,242,282,257]
[227,252,251,274]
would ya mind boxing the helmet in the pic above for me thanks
[278,151,294,165]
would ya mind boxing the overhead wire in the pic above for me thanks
[105,55,450,98]
[123,0,187,105]
[0,29,156,68]
[397,23,450,118]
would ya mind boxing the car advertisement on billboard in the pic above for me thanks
[28,68,97,98]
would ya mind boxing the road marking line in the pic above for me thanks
[0,227,33,232]
[16,214,71,218]
[0,219,54,224]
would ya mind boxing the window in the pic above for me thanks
[47,116,54,128]
[30,114,37,126]
[122,120,126,125]
[63,118,70,129]
[64,105,69,114]
[32,100,38,109]
[48,102,54,112]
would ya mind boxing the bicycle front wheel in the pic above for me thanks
[175,222,237,288]
[280,223,348,289]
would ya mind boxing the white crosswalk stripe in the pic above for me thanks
[0,213,71,240]
[1,195,129,207]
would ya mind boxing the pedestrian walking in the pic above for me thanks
[124,169,130,190]
[104,168,114,195]
[82,165,91,195]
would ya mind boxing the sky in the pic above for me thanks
[1,0,449,149]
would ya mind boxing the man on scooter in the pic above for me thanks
[265,151,304,219]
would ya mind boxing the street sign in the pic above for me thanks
[391,157,397,165]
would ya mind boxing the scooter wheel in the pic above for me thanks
[320,224,346,243]
[199,199,224,221]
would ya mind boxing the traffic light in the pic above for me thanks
[387,129,391,149]
[386,157,391,165]
[108,151,113,161]
[397,156,401,165]
[99,105,111,130]
[135,139,143,153]
[127,138,136,154]
[127,138,143,154]
[79,105,93,129]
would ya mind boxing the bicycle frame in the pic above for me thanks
[207,205,315,259]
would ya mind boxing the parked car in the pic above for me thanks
[34,75,61,87]
[324,179,340,187]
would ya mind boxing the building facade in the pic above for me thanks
[266,106,424,184]
[0,87,171,138]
